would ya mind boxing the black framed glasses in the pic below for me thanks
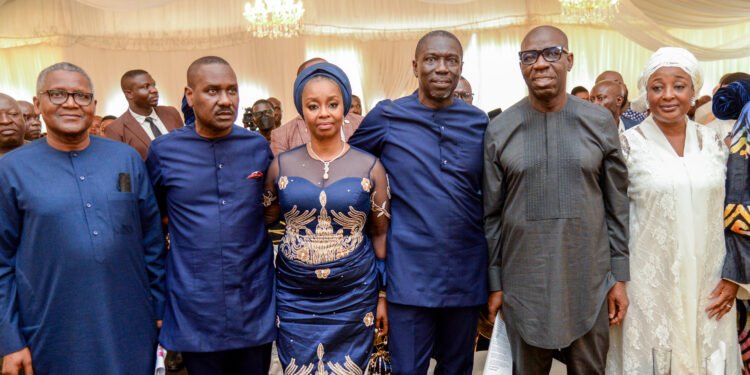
[251,109,274,118]
[518,46,569,65]
[454,92,475,100]
[39,89,94,106]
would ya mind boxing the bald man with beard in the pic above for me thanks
[484,26,629,373]
[269,57,363,156]
[0,94,26,157]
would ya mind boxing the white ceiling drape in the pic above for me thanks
[0,0,749,122]
[0,0,748,60]
[73,0,176,11]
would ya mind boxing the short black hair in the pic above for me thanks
[187,56,231,87]
[571,86,588,95]
[102,115,117,121]
[120,69,150,91]
[415,30,463,59]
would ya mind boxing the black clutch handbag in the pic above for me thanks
[367,330,392,375]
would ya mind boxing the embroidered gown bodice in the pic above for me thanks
[264,144,390,373]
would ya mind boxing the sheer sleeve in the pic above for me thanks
[263,157,281,225]
[368,159,390,260]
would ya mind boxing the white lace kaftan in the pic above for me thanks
[606,117,741,374]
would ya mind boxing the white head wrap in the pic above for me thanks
[637,47,703,106]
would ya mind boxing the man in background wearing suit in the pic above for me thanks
[104,70,183,159]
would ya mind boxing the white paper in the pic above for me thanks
[706,341,726,375]
[483,313,513,375]
[154,344,167,375]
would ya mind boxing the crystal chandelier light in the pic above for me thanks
[559,0,620,24]
[243,0,305,38]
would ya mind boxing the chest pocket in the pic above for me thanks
[107,192,139,237]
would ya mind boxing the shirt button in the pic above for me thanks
[218,163,224,169]
[85,203,92,208]
[440,126,444,130]
[221,200,227,205]
[72,152,78,157]
[79,176,86,181]
[92,230,99,236]
[442,160,448,165]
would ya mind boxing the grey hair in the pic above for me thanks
[36,62,94,94]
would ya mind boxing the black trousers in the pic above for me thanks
[181,343,272,375]
[505,301,609,375]
[388,302,480,375]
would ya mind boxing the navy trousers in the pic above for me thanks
[388,303,479,375]
[181,343,272,375]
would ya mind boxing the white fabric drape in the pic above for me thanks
[2,25,750,124]
[612,0,750,61]
[1,1,749,122]
[73,0,176,11]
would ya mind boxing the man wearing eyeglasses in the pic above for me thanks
[483,26,629,373]
[0,62,166,375]
[245,99,277,142]
[104,69,183,160]
[454,76,474,105]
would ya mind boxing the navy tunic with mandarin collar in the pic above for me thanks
[348,93,488,307]
[0,137,165,374]
[147,125,275,352]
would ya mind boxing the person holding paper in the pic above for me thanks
[483,25,630,373]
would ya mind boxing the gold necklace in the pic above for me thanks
[307,143,348,180]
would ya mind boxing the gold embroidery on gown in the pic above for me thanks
[280,190,366,265]
[285,343,362,375]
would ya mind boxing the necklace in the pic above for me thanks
[307,143,347,180]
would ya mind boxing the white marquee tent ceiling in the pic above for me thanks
[0,0,749,59]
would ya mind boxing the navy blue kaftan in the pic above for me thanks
[0,137,166,374]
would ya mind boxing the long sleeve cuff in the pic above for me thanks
[611,257,630,282]
[723,279,750,300]
[0,326,26,357]
[153,300,165,321]
[488,266,502,292]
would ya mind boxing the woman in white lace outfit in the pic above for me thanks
[606,47,744,374]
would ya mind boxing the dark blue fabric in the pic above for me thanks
[181,94,195,126]
[714,79,750,120]
[181,343,272,375]
[348,93,489,307]
[275,174,378,370]
[0,137,165,374]
[147,125,275,352]
[293,62,352,117]
[387,303,479,375]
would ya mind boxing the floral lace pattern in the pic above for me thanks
[607,121,739,374]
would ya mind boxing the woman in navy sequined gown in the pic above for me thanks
[264,62,390,373]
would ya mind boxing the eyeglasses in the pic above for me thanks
[39,89,94,106]
[454,92,475,100]
[518,46,569,65]
[252,109,274,118]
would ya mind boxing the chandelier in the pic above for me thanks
[559,0,620,24]
[243,0,305,39]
